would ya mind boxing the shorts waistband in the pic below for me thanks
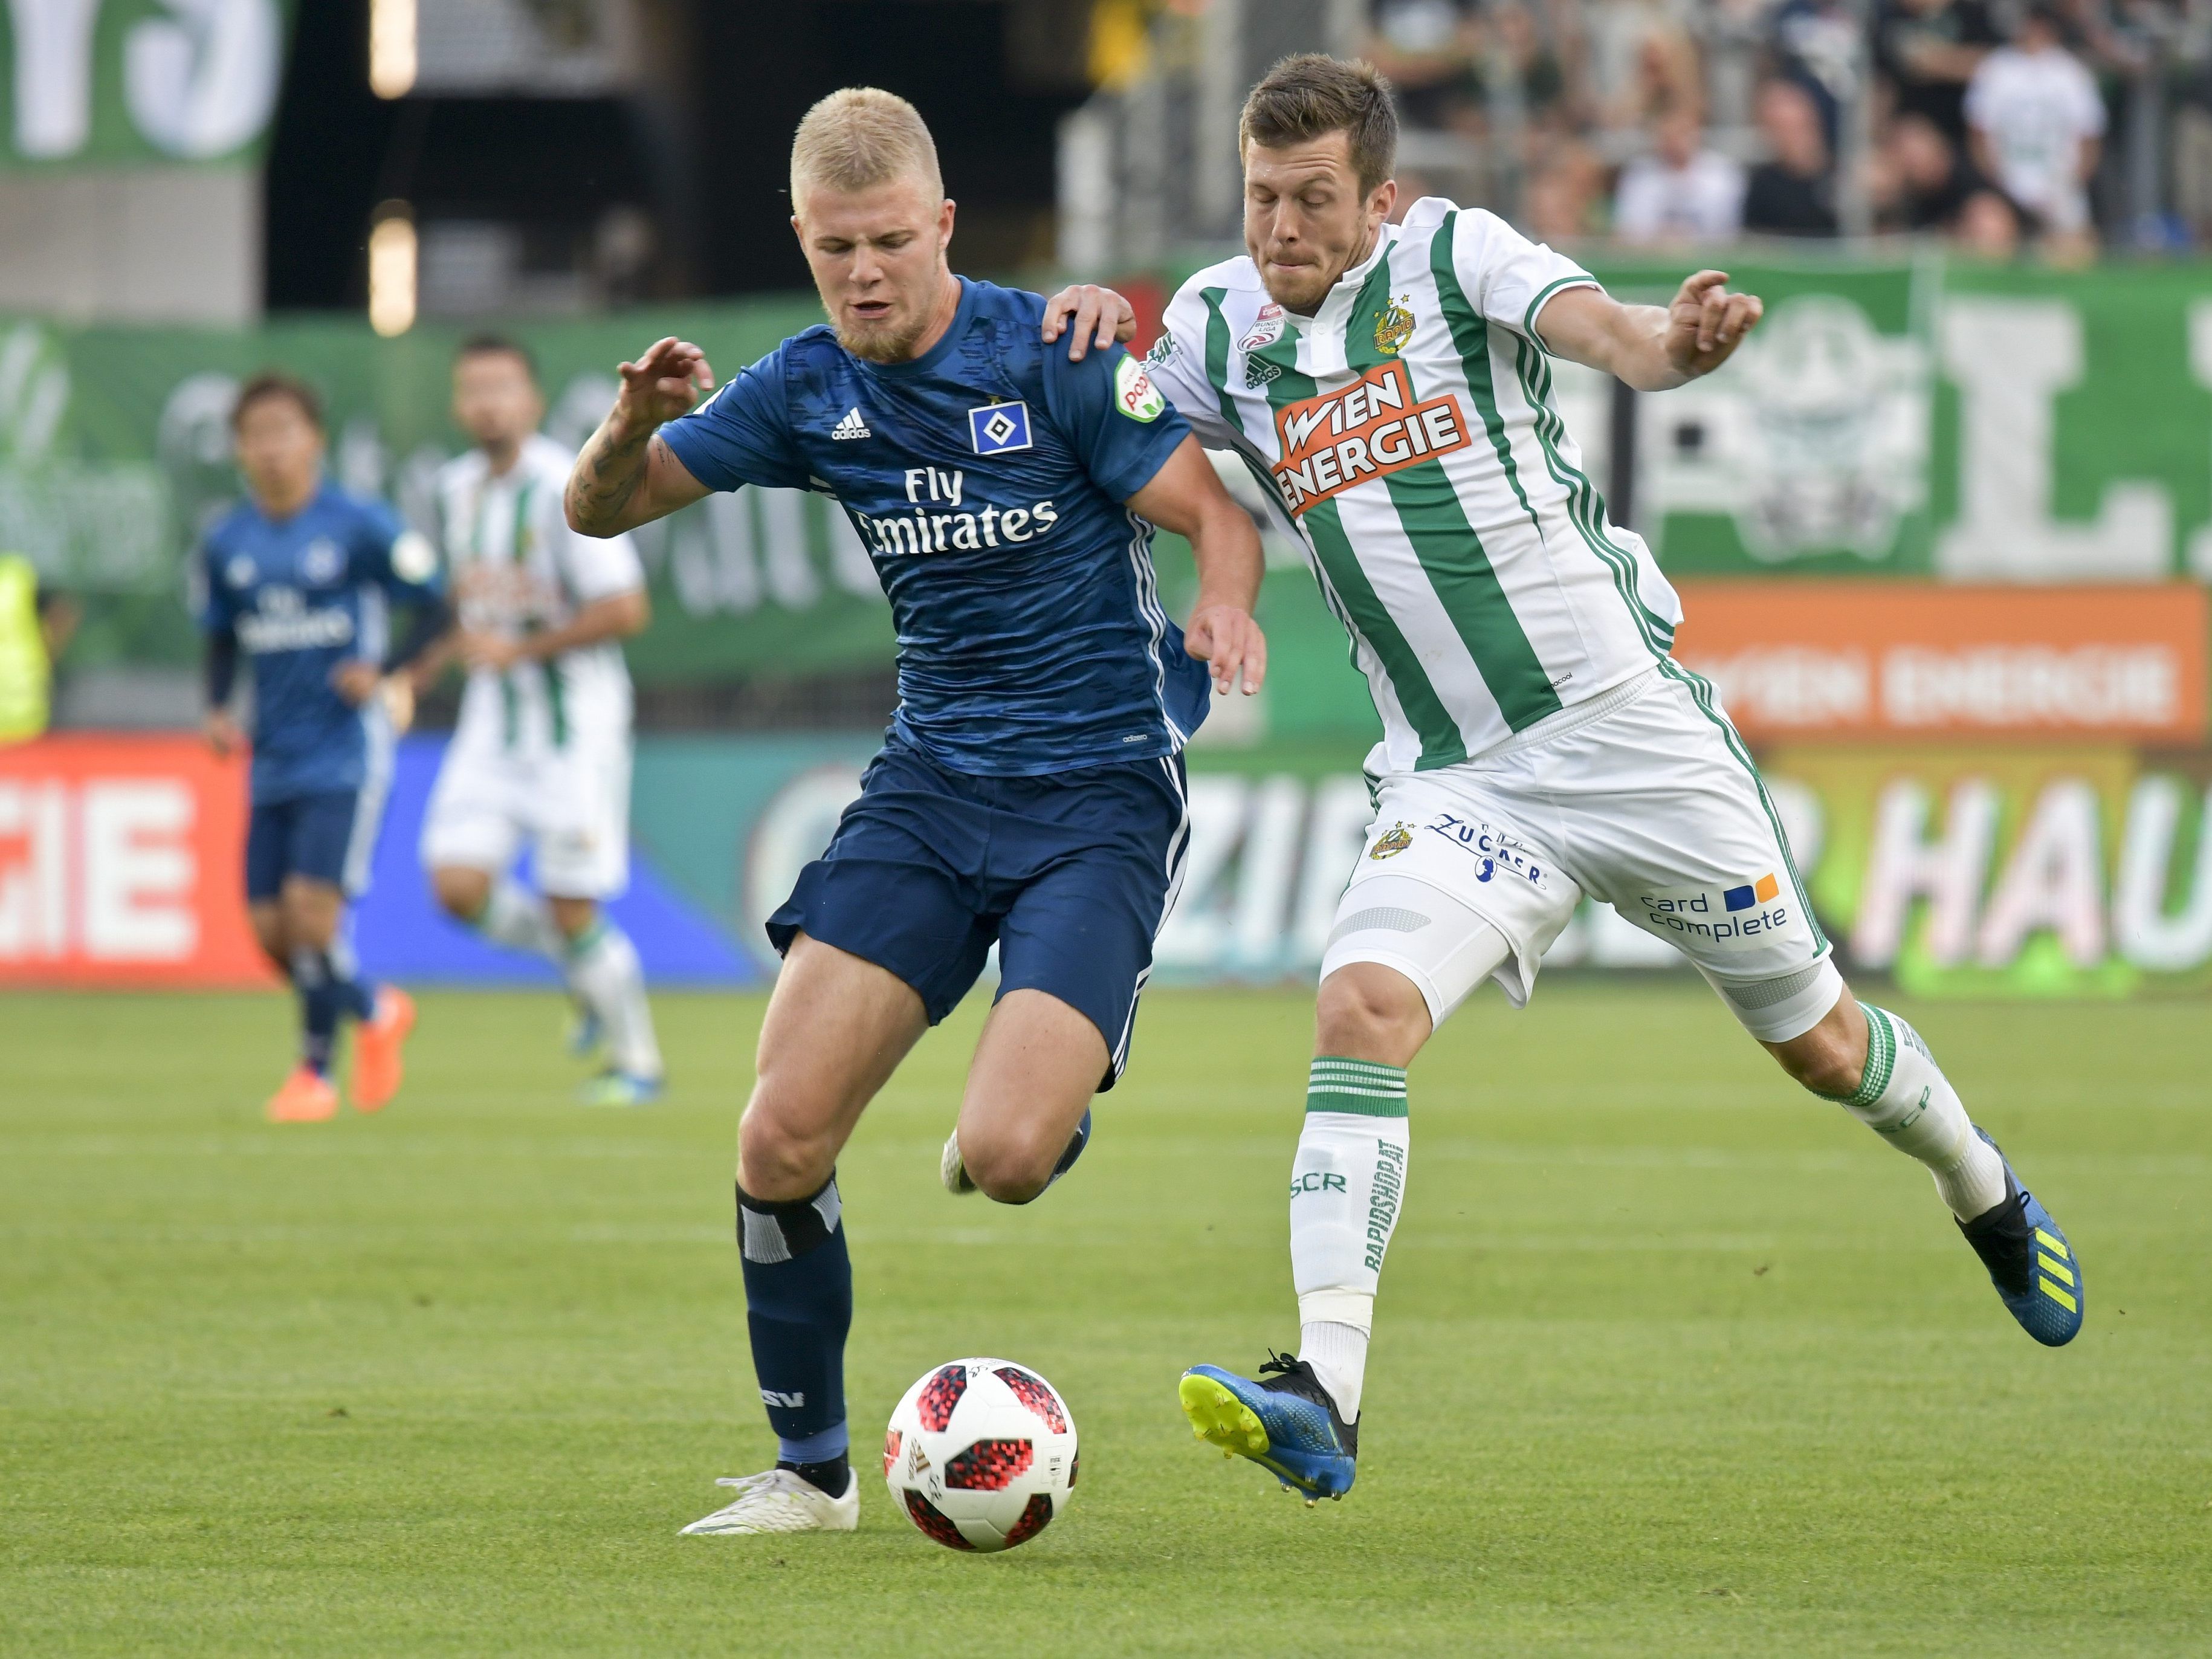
[1469,665,1661,763]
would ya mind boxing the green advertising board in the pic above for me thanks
[0,0,294,168]
[5,253,2211,742]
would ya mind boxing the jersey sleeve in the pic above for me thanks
[192,536,233,632]
[1040,338,1192,503]
[1144,286,1246,450]
[658,346,811,493]
[349,498,443,600]
[1453,208,1602,349]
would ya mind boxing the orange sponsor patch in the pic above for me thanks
[1270,361,1471,517]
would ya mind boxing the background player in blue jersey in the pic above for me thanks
[199,373,448,1124]
[565,88,1269,1537]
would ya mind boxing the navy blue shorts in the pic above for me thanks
[767,740,1191,1090]
[245,789,383,901]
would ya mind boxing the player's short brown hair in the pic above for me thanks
[1240,54,1399,196]
[790,87,943,209]
[231,370,323,432]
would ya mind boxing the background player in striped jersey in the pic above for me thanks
[418,337,664,1105]
[1046,53,2083,1504]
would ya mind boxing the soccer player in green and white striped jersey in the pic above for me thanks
[1045,53,2083,1504]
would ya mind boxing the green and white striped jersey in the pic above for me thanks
[1149,197,1683,773]
[435,435,642,754]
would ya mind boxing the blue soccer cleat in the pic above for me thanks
[1957,1128,2082,1347]
[1178,1354,1357,1504]
[579,1070,664,1108]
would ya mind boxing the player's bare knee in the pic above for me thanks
[1316,965,1429,1062]
[431,865,490,920]
[960,1122,1059,1204]
[737,1096,835,1201]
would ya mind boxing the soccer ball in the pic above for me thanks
[884,1357,1078,1553]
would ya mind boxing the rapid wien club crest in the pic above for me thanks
[1370,822,1412,859]
[1373,294,1415,357]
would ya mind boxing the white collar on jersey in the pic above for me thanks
[1292,222,1403,380]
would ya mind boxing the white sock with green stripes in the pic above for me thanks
[567,919,662,1080]
[1823,1004,2006,1221]
[473,880,566,963]
[1292,1056,1411,1423]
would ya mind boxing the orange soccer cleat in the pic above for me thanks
[349,988,418,1113]
[266,1066,340,1124]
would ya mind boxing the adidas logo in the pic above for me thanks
[830,407,871,440]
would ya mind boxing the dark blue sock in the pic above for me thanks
[291,948,341,1076]
[737,1176,852,1469]
[291,948,376,1075]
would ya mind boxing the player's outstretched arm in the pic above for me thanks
[1536,271,1762,393]
[1127,436,1267,696]
[566,337,717,537]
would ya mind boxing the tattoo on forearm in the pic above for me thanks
[567,421,658,529]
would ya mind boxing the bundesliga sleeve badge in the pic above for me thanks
[1114,356,1166,422]
[968,401,1033,456]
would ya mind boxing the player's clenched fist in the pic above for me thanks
[615,337,717,432]
[1663,271,1762,380]
[1185,604,1267,696]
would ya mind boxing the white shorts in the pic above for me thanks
[1320,667,1840,1043]
[419,732,632,901]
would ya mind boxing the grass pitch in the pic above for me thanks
[4,982,2209,1656]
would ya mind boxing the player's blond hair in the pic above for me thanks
[790,88,943,211]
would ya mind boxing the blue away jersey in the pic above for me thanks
[196,482,439,804]
[659,277,1208,775]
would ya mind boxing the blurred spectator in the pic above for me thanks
[1965,5,2105,253]
[1525,140,1608,240]
[1581,1,1703,135]
[1877,110,1991,231]
[1613,105,1745,243]
[1955,187,2024,256]
[1365,0,1480,129]
[1875,0,2002,146]
[1467,1,1573,135]
[1741,77,1839,235]
[1767,0,1861,143]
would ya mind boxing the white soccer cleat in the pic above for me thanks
[678,1469,859,1536]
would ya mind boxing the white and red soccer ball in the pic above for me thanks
[884,1357,1078,1553]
